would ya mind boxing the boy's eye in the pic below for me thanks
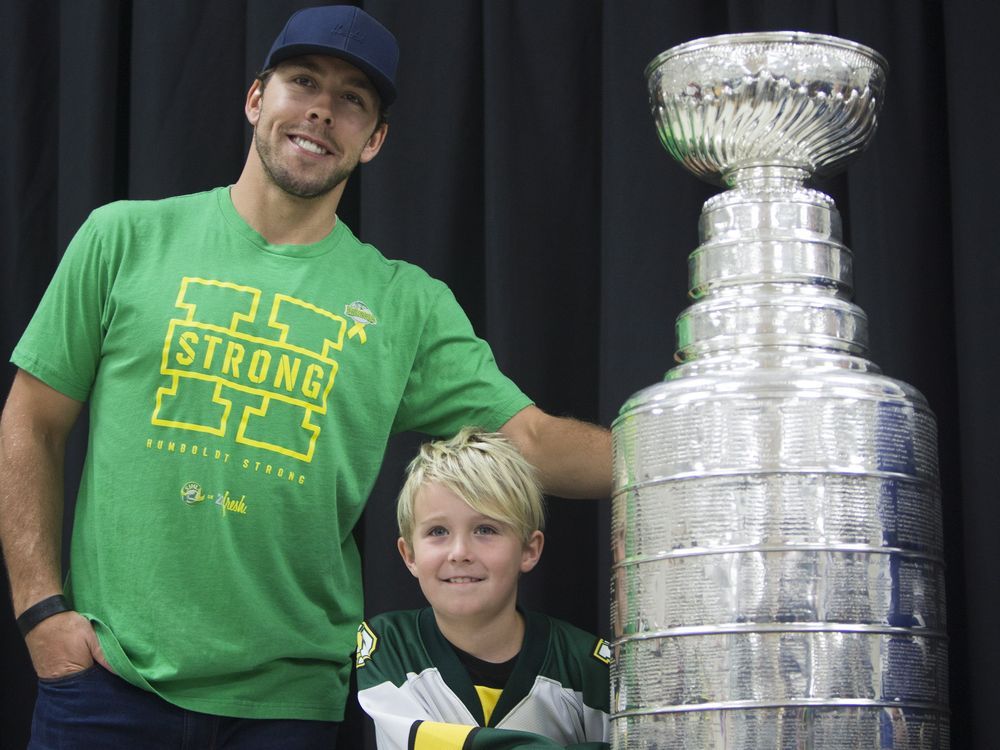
[292,75,315,87]
[474,525,499,535]
[427,526,448,537]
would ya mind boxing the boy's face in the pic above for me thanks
[398,482,543,625]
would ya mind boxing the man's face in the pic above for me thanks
[245,55,387,199]
[397,483,543,626]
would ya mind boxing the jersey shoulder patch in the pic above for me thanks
[356,620,379,668]
[592,637,612,665]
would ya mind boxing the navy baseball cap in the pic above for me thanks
[263,5,398,106]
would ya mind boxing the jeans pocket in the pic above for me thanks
[37,664,102,686]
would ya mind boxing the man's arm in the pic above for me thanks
[0,369,110,677]
[499,405,612,499]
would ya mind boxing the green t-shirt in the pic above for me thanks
[11,187,532,721]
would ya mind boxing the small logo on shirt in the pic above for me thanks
[179,483,248,516]
[181,482,206,505]
[356,621,379,668]
[592,638,612,665]
[345,300,377,326]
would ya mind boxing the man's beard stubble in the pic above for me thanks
[254,126,357,200]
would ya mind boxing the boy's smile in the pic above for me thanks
[398,482,543,627]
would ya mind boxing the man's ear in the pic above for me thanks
[520,530,544,574]
[359,122,388,164]
[245,79,264,127]
[397,536,418,577]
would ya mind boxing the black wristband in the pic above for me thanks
[16,595,71,638]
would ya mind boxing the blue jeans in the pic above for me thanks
[29,665,340,749]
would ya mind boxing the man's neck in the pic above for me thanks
[435,607,525,664]
[230,159,346,246]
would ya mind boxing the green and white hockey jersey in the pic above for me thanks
[356,608,611,750]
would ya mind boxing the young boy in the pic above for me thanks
[356,428,611,750]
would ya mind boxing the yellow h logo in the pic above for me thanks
[152,278,355,463]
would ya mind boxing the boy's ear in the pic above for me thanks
[397,537,418,577]
[520,530,544,574]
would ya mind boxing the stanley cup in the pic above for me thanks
[610,33,948,748]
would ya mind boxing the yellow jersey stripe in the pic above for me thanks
[411,720,474,750]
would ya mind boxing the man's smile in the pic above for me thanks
[288,134,332,156]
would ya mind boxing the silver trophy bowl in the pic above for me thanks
[611,33,948,749]
[646,31,887,185]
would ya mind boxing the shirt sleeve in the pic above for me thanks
[357,680,437,750]
[390,285,532,437]
[11,211,112,401]
[356,618,442,750]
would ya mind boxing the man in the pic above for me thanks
[0,5,610,747]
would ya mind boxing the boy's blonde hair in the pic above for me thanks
[397,427,545,545]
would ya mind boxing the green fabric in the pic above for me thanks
[466,728,609,750]
[11,187,532,720]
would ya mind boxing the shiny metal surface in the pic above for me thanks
[646,32,888,184]
[612,703,949,750]
[612,32,947,748]
[675,287,870,360]
[689,240,853,297]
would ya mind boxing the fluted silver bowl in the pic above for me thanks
[646,32,887,185]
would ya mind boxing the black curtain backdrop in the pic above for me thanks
[1,1,995,747]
